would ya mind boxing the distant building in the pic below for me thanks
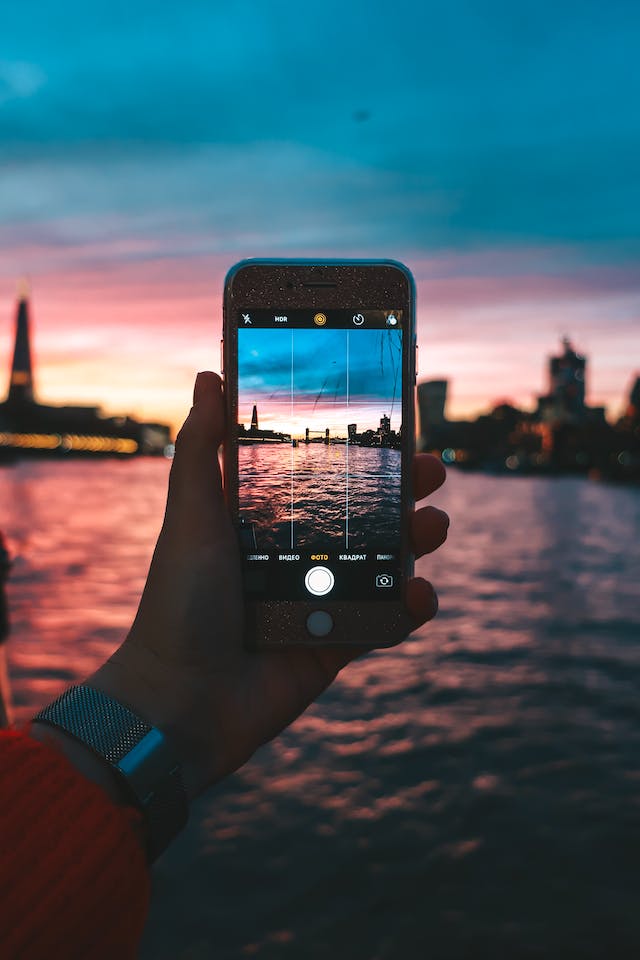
[0,288,171,458]
[348,423,357,440]
[8,288,34,404]
[238,403,290,443]
[417,379,448,448]
[538,337,586,423]
[628,376,640,420]
[379,414,391,437]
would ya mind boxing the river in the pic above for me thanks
[1,461,639,959]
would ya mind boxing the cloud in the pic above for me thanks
[1,1,639,253]
[1,0,638,426]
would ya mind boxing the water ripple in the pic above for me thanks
[1,464,639,958]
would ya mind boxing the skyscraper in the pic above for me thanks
[1,287,171,456]
[251,404,259,430]
[629,376,640,419]
[417,380,448,442]
[7,290,34,405]
[549,337,586,420]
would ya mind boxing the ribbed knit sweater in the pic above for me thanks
[0,727,150,959]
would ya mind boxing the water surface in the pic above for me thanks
[1,462,639,959]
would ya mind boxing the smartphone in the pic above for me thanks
[222,259,416,649]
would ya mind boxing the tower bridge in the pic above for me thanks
[304,427,331,444]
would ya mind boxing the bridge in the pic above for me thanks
[305,427,331,444]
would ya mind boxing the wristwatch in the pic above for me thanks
[33,684,189,861]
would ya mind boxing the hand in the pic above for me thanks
[90,372,449,801]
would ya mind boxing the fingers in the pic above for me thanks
[413,453,446,502]
[189,371,225,447]
[311,574,439,676]
[405,577,438,624]
[291,452,447,671]
[410,505,449,558]
[166,372,226,518]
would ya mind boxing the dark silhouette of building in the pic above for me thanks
[627,376,640,420]
[551,336,586,416]
[0,287,171,458]
[418,380,447,430]
[536,337,589,424]
[8,287,34,405]
[238,403,290,443]
[418,338,638,482]
[417,380,448,450]
[610,374,640,482]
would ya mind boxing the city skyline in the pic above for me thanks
[1,3,638,431]
[238,404,399,439]
[0,285,637,435]
[0,291,171,456]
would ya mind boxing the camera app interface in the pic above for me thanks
[237,309,404,602]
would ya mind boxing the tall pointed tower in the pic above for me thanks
[7,285,35,405]
[251,404,258,430]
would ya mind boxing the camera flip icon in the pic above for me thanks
[375,573,394,588]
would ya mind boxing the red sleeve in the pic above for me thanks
[0,727,150,959]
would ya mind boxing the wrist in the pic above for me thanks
[87,643,211,802]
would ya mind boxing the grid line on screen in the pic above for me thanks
[345,329,349,547]
[290,329,294,549]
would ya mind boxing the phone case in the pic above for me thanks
[223,259,416,649]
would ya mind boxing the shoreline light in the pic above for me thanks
[0,432,139,454]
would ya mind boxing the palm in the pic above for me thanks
[125,506,360,788]
[99,374,448,801]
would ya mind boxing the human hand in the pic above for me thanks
[90,372,449,801]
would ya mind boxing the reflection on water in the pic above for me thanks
[1,463,639,958]
[239,445,401,551]
[0,460,168,710]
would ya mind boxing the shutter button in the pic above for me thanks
[304,566,334,597]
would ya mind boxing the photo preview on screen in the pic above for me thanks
[236,310,405,602]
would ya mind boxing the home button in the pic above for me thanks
[306,610,334,638]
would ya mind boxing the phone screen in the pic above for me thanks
[236,308,405,603]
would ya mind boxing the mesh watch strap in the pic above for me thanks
[34,684,188,860]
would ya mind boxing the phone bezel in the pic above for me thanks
[223,259,416,648]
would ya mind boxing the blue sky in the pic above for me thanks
[0,0,638,427]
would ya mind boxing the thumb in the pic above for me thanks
[166,372,226,515]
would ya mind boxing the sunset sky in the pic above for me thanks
[1,1,638,435]
[239,327,403,435]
